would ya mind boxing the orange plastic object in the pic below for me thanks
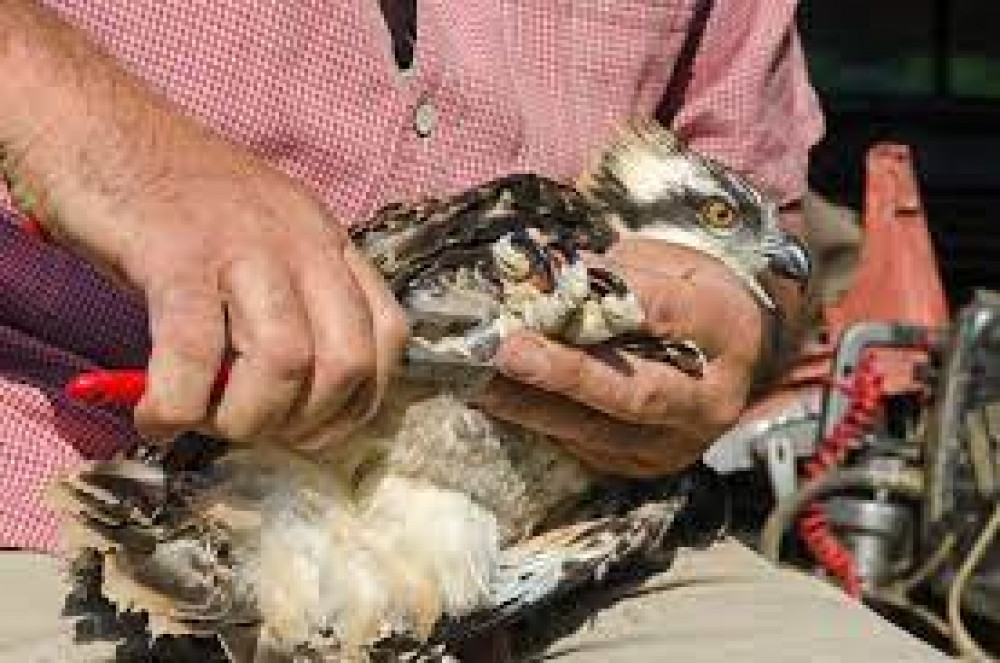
[743,143,950,421]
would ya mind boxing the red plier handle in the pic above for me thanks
[66,365,231,408]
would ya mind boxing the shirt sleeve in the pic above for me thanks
[668,0,825,206]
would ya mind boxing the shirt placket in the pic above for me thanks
[368,1,450,206]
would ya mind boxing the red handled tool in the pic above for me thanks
[63,349,495,408]
[66,364,231,408]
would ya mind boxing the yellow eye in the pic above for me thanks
[700,199,737,232]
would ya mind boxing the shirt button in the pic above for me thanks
[413,101,437,138]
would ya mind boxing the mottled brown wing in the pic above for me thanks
[352,173,616,295]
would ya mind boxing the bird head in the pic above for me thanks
[578,121,811,308]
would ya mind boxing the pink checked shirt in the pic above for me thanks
[0,0,823,552]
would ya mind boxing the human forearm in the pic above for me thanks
[0,0,80,145]
[0,1,198,253]
[0,0,128,169]
[0,1,407,450]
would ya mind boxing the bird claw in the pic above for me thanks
[609,336,707,377]
[586,267,630,298]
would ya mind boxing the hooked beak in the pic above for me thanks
[764,231,812,285]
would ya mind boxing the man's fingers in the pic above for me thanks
[478,238,770,478]
[210,253,313,441]
[590,240,765,362]
[474,378,705,478]
[289,246,408,452]
[281,233,379,448]
[135,274,226,441]
[343,244,409,413]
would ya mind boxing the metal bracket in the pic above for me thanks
[763,434,798,501]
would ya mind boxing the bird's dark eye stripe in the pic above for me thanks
[718,173,751,207]
[702,156,758,204]
[703,160,769,226]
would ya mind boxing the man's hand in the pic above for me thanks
[0,1,408,449]
[477,238,768,478]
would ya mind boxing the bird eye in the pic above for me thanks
[700,199,738,233]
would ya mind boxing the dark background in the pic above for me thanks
[798,0,1000,307]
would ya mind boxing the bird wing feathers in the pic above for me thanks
[50,122,780,660]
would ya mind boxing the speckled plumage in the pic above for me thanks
[52,123,805,661]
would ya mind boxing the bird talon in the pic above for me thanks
[586,266,630,297]
[609,336,707,377]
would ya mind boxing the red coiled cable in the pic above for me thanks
[797,353,884,598]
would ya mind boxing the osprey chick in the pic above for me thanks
[52,122,809,661]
